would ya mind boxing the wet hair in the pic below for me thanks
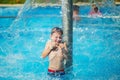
[94,7,98,12]
[51,27,63,35]
[73,5,79,11]
[94,7,98,10]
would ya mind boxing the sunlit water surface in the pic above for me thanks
[0,2,120,80]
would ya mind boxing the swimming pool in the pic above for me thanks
[0,3,120,80]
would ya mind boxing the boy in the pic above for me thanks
[41,27,68,76]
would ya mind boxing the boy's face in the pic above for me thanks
[51,32,62,43]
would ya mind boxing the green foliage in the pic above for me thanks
[0,0,26,4]
[33,0,59,3]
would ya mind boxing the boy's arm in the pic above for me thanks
[64,42,68,53]
[41,41,52,58]
[63,42,68,59]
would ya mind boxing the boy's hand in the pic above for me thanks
[50,41,58,50]
[57,44,64,52]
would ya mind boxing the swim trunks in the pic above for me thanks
[48,69,65,76]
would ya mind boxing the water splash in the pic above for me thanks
[0,0,120,80]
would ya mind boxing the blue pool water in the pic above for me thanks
[0,3,120,80]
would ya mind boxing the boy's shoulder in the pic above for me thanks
[47,40,51,43]
[45,40,52,46]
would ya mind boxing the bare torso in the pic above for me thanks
[48,43,66,70]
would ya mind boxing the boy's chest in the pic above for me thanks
[49,48,64,60]
[52,49,63,57]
